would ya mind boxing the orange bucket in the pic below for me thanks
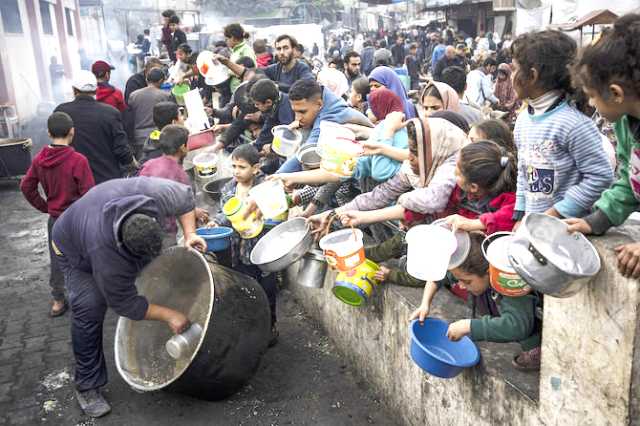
[319,228,365,272]
[481,232,532,297]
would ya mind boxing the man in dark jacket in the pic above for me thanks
[360,40,375,76]
[52,177,206,417]
[124,58,163,103]
[391,36,406,67]
[54,71,136,184]
[432,45,464,82]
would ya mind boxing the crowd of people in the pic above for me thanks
[17,9,640,419]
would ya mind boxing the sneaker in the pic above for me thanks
[75,389,111,418]
[268,325,279,348]
[512,346,541,371]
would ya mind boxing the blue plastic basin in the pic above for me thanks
[196,227,233,252]
[409,318,480,378]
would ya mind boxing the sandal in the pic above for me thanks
[512,346,541,371]
[50,300,68,317]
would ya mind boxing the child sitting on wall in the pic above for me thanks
[409,232,541,370]
[566,13,640,279]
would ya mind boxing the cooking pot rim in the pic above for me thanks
[114,247,215,392]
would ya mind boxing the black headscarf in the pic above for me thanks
[429,110,470,134]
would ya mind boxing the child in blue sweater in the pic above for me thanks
[510,30,614,222]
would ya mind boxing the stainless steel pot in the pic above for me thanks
[250,217,314,272]
[507,213,601,298]
[115,247,270,400]
[297,249,327,288]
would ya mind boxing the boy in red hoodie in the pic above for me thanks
[20,112,95,316]
[92,60,127,112]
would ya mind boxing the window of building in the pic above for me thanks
[0,0,23,34]
[64,7,73,36]
[40,0,53,35]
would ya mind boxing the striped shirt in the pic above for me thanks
[514,102,614,217]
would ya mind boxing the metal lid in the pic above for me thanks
[432,219,471,269]
[520,213,600,277]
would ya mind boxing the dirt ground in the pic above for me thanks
[0,179,398,426]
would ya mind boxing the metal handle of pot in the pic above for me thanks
[527,243,547,265]
[507,254,538,286]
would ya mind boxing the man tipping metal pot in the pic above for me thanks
[51,177,206,418]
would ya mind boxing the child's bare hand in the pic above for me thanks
[565,218,593,235]
[205,221,218,228]
[446,319,471,341]
[374,266,390,282]
[338,210,366,227]
[446,214,483,232]
[409,304,430,325]
[615,243,640,278]
[195,208,209,225]
[307,210,332,238]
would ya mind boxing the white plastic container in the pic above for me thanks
[271,126,302,157]
[406,225,457,281]
[192,152,218,178]
[249,180,289,219]
[165,323,203,360]
[319,228,365,271]
[317,121,362,177]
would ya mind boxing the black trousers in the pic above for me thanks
[236,263,277,326]
[56,254,108,392]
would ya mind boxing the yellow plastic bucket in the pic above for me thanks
[223,197,264,239]
[333,259,380,306]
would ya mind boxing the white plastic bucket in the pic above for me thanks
[406,225,457,281]
[319,228,365,271]
[271,126,302,157]
[193,152,218,177]
[249,180,289,219]
[317,121,362,177]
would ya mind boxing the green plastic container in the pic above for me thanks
[172,83,191,105]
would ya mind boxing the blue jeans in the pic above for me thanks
[276,157,302,174]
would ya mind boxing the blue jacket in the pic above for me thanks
[307,88,371,146]
[52,177,195,320]
[354,122,408,182]
[255,92,295,151]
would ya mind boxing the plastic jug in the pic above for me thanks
[271,126,302,157]
[319,228,365,271]
[406,225,457,281]
[223,197,264,239]
[249,180,289,219]
[317,121,362,177]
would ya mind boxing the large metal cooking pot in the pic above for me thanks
[250,217,313,272]
[0,138,32,177]
[202,176,232,203]
[297,249,327,288]
[507,213,601,298]
[115,247,270,400]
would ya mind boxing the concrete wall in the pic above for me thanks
[288,223,640,425]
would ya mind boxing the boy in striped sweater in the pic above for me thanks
[507,31,614,369]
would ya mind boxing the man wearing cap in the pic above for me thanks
[128,68,173,159]
[52,176,207,417]
[92,60,127,113]
[54,70,136,184]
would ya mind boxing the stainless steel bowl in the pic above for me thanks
[250,217,313,272]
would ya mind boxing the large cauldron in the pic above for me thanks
[115,246,271,400]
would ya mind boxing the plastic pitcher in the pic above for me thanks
[319,228,365,271]
[317,121,362,177]
[406,225,456,281]
[271,126,302,157]
[223,197,264,239]
[249,180,289,219]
